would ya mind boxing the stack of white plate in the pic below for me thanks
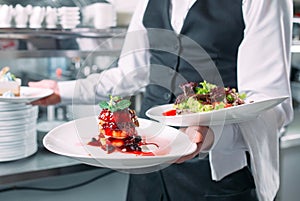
[58,7,80,29]
[0,102,39,162]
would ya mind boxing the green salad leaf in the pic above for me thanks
[195,80,216,94]
[174,81,247,113]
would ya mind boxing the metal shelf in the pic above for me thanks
[0,27,126,40]
[0,27,125,58]
[0,50,121,58]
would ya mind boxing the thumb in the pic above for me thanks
[184,126,205,143]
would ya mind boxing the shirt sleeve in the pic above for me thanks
[236,0,293,200]
[238,0,293,105]
[59,0,151,105]
[201,0,292,154]
[208,1,293,199]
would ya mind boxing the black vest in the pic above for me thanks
[139,0,245,117]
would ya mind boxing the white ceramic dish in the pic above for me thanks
[0,121,36,132]
[59,15,80,21]
[61,25,79,29]
[59,7,80,12]
[0,125,36,137]
[60,20,80,25]
[0,87,53,103]
[0,102,30,111]
[0,137,36,147]
[0,108,38,120]
[0,144,37,162]
[0,115,37,127]
[43,117,197,169]
[146,96,289,127]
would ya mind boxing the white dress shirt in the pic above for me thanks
[58,0,294,200]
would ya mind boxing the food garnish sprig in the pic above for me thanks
[99,95,131,112]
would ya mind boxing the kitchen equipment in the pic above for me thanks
[45,6,58,28]
[94,3,115,29]
[82,2,116,29]
[0,102,38,162]
[111,0,138,26]
[58,6,80,29]
[29,6,45,28]
[14,4,31,28]
[0,4,14,28]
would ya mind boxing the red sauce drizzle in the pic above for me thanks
[88,108,159,156]
[88,139,158,156]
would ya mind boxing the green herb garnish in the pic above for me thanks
[99,95,131,112]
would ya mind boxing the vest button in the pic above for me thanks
[164,93,171,100]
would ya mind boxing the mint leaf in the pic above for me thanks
[115,99,131,111]
[111,96,122,102]
[99,101,109,109]
[99,96,131,112]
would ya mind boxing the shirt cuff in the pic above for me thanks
[58,80,77,105]
[206,124,228,151]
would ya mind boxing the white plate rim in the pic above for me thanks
[146,96,289,126]
[0,87,53,103]
[43,117,197,169]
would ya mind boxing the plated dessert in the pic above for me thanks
[88,96,157,155]
[43,115,197,169]
[163,81,247,116]
[0,66,21,97]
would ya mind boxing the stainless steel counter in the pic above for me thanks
[0,147,98,185]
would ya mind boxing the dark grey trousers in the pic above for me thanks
[126,157,258,201]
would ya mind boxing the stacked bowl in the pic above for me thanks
[58,7,80,29]
[0,102,38,162]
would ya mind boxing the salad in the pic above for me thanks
[163,81,247,116]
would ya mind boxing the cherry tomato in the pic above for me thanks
[162,109,177,116]
[225,103,233,108]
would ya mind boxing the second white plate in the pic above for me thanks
[146,96,289,126]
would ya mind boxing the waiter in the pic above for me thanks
[29,0,293,200]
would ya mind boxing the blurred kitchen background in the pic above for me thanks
[0,0,140,123]
[0,0,300,200]
[0,0,135,201]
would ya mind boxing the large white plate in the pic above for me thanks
[146,96,289,127]
[0,144,37,162]
[0,106,38,120]
[0,102,30,111]
[0,87,53,103]
[43,117,197,170]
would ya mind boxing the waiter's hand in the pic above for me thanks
[175,126,214,163]
[28,80,61,106]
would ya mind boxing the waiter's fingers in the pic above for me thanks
[28,80,61,106]
[175,126,214,163]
